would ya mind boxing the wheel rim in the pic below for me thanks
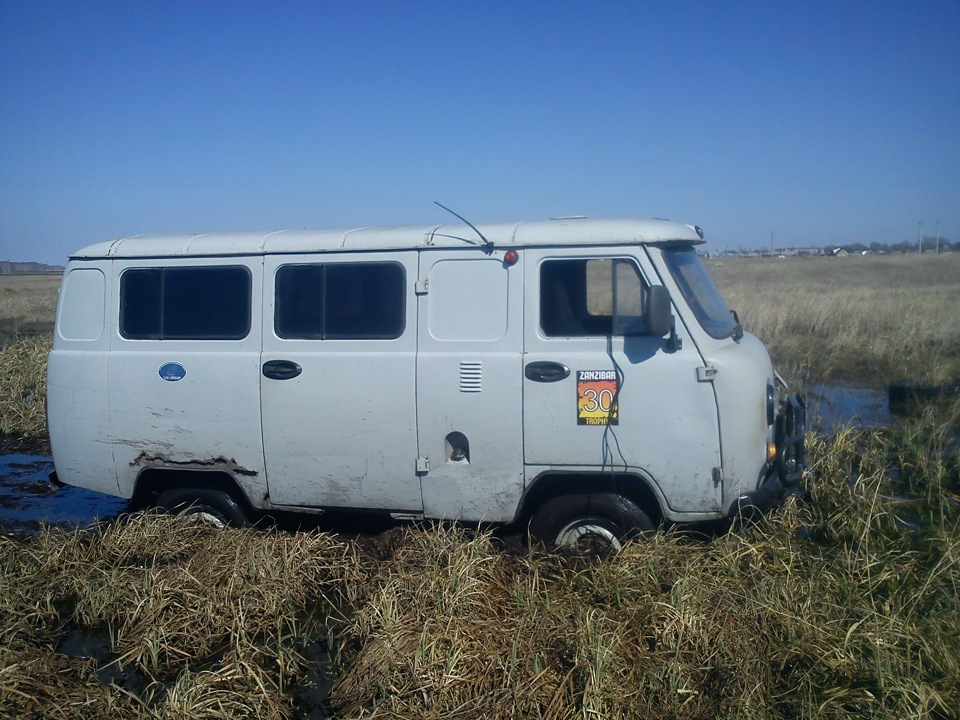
[555,519,623,553]
[178,507,227,530]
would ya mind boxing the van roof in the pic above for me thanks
[71,217,703,259]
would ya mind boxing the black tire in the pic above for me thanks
[529,493,654,554]
[156,488,251,529]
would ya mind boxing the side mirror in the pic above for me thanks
[645,286,673,337]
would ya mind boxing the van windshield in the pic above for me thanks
[662,247,738,339]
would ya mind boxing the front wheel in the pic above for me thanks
[156,488,252,529]
[529,493,654,554]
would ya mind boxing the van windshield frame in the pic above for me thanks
[661,247,738,339]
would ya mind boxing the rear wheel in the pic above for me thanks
[529,493,654,554]
[156,488,252,529]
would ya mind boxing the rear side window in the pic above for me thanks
[120,266,251,340]
[275,262,405,339]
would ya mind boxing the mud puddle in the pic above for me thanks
[0,453,127,533]
[805,384,891,433]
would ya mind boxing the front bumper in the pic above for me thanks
[731,393,807,517]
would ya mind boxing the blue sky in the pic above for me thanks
[1,0,957,264]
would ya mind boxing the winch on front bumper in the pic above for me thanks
[732,393,808,517]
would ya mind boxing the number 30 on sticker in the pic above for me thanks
[577,370,619,425]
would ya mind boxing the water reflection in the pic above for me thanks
[0,454,127,533]
[805,384,891,433]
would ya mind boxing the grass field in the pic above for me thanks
[1,410,958,718]
[0,257,958,718]
[0,273,60,339]
[709,252,960,385]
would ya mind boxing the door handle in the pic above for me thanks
[262,360,302,380]
[525,361,570,383]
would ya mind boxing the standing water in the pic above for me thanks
[0,454,127,533]
[805,384,892,433]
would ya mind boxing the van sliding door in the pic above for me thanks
[260,252,421,511]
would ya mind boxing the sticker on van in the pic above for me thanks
[577,370,618,425]
[158,362,187,382]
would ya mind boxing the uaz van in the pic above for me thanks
[47,217,805,550]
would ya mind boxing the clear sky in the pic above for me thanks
[1,0,957,264]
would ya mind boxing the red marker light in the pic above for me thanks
[503,250,519,266]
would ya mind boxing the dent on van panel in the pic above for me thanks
[128,451,259,477]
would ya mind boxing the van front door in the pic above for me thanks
[260,253,422,511]
[522,250,722,513]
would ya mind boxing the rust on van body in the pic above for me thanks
[128,451,259,477]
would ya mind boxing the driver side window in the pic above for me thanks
[540,258,649,337]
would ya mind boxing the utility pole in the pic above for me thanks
[918,221,923,253]
[770,231,774,256]
[936,219,941,254]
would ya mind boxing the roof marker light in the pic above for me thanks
[503,250,519,266]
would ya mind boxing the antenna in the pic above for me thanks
[434,202,494,254]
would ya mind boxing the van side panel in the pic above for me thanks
[107,258,268,505]
[48,264,118,496]
[416,250,524,522]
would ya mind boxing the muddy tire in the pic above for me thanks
[157,488,251,529]
[529,493,654,554]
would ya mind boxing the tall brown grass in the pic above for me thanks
[0,515,359,719]
[709,253,960,385]
[1,403,957,719]
[0,335,50,437]
[0,274,57,440]
[0,274,60,338]
[331,407,959,719]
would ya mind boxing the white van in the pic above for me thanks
[47,217,805,549]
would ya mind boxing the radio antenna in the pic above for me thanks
[434,201,494,254]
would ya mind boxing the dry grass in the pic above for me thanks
[1,404,957,719]
[709,253,960,385]
[0,335,50,437]
[0,514,360,719]
[0,274,57,440]
[330,405,960,719]
[0,274,60,338]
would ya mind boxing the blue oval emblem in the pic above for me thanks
[159,362,186,382]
